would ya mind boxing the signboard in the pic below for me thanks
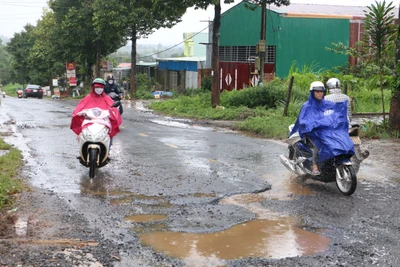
[101,61,113,71]
[66,62,76,78]
[66,70,76,78]
[69,77,77,86]
[52,79,58,86]
[107,61,113,71]
[66,62,76,71]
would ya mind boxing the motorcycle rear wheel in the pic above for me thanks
[89,149,98,178]
[335,165,357,196]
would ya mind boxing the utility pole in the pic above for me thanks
[258,0,267,86]
[211,2,221,108]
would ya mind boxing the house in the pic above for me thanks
[156,56,207,91]
[183,32,208,57]
[218,1,399,90]
[105,62,157,85]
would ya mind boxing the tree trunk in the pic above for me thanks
[389,91,400,132]
[95,40,101,78]
[130,26,137,97]
[211,2,221,108]
[391,4,400,133]
[380,67,386,128]
[259,0,266,85]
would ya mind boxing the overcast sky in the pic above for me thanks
[0,0,390,45]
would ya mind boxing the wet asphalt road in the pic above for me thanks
[1,96,400,266]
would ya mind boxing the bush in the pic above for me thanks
[201,75,212,91]
[221,83,287,109]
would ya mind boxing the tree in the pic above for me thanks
[93,0,189,97]
[49,0,126,83]
[0,40,12,85]
[28,11,63,86]
[6,25,36,87]
[390,2,400,132]
[188,0,235,107]
[363,0,396,127]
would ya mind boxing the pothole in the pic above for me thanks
[139,218,330,264]
[125,214,168,223]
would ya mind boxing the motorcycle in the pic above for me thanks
[17,89,23,98]
[76,106,118,178]
[107,92,123,115]
[279,124,368,196]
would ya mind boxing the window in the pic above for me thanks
[219,46,275,63]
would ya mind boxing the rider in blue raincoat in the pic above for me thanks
[290,81,355,175]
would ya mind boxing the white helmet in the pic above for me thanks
[309,81,325,92]
[326,78,340,89]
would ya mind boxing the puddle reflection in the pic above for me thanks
[140,218,330,263]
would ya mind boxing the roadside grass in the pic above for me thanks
[149,76,393,139]
[0,139,24,210]
[2,83,25,97]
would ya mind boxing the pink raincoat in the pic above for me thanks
[70,89,122,138]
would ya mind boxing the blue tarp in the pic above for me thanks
[158,61,198,72]
[290,92,354,162]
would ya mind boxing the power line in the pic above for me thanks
[0,2,47,8]
[138,23,211,59]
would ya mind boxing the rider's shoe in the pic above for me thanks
[311,170,321,176]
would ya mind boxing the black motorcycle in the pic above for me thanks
[107,92,123,115]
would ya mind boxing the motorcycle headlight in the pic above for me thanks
[82,128,95,142]
[95,127,109,141]
[81,125,110,142]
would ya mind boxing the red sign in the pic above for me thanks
[70,77,77,86]
[66,62,76,71]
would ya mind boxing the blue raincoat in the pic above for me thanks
[290,91,355,163]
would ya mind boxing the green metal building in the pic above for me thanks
[218,1,365,89]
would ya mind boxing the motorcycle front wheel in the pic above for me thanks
[335,165,357,196]
[89,148,99,178]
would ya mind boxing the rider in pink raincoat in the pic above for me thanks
[70,78,122,138]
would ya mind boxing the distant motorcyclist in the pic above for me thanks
[104,74,123,98]
[104,74,123,115]
[325,78,352,123]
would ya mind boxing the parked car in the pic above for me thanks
[23,85,43,99]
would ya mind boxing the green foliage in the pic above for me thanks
[364,1,396,65]
[0,40,12,85]
[201,75,212,91]
[236,112,297,139]
[360,119,399,138]
[6,25,36,85]
[2,83,23,96]
[221,83,286,109]
[0,139,23,210]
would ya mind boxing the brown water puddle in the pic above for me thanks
[140,218,330,263]
[131,222,168,235]
[260,173,315,200]
[125,214,168,223]
[110,194,172,208]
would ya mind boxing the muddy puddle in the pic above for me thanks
[140,218,330,264]
[125,214,168,223]
[137,188,330,265]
